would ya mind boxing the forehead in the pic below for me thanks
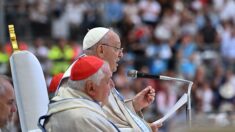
[107,31,121,47]
[0,81,14,99]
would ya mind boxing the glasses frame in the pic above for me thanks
[101,43,123,52]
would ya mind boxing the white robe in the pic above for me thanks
[103,89,152,132]
[45,87,118,132]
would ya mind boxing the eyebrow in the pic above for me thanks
[101,43,122,49]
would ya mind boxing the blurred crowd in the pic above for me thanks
[1,0,235,131]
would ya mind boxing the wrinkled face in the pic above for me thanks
[94,65,113,106]
[99,31,123,72]
[0,82,17,128]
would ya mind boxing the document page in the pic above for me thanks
[153,93,188,125]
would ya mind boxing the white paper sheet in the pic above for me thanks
[153,93,188,125]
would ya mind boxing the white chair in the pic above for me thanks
[10,50,49,132]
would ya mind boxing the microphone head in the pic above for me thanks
[127,70,138,78]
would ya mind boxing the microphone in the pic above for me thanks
[127,69,193,127]
[127,70,192,83]
[127,69,160,79]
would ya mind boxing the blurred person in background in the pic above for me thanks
[218,19,235,70]
[138,0,161,26]
[176,33,197,80]
[0,45,9,75]
[28,0,50,38]
[211,63,225,110]
[196,81,214,113]
[47,38,74,75]
[192,65,206,113]
[218,69,235,108]
[123,0,141,25]
[65,0,86,40]
[30,38,49,74]
[103,0,124,27]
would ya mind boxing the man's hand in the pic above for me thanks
[133,86,155,112]
[150,122,162,132]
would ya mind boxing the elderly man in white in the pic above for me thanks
[44,56,120,132]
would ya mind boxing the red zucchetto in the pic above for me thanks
[48,73,64,93]
[70,56,104,81]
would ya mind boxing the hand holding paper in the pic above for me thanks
[153,93,188,125]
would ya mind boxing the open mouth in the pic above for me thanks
[116,60,120,66]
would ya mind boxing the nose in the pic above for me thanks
[11,103,17,113]
[118,49,123,59]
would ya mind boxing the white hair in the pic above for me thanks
[0,75,12,96]
[68,62,109,91]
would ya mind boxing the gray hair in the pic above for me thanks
[0,75,12,96]
[68,62,109,91]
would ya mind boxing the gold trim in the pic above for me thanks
[8,25,19,51]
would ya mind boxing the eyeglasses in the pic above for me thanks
[101,43,123,52]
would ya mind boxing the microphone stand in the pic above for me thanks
[187,82,193,128]
[160,76,193,128]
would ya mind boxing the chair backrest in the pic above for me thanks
[10,50,49,132]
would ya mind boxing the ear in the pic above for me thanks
[96,44,105,58]
[84,80,96,97]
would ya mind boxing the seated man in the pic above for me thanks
[53,27,162,131]
[44,56,119,132]
[0,75,17,132]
